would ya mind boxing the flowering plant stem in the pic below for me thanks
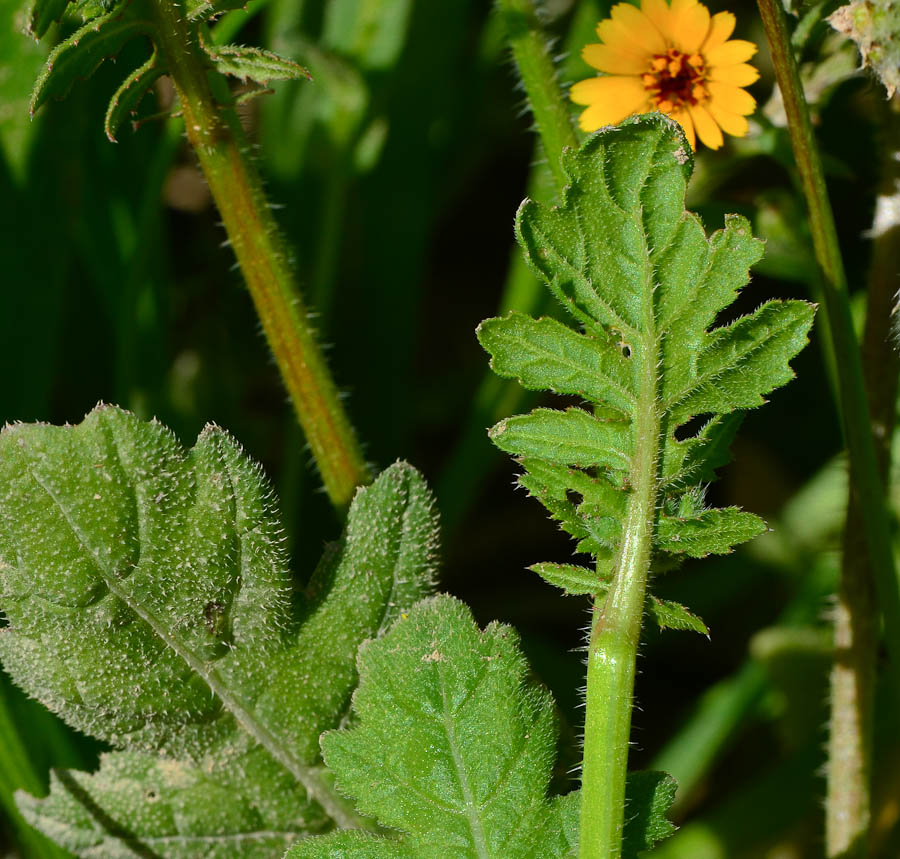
[496,4,657,855]
[147,0,370,512]
[496,0,579,192]
[757,0,900,852]
[581,351,660,859]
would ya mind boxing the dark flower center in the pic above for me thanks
[643,49,708,112]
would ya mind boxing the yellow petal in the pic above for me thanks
[709,62,759,86]
[670,0,711,54]
[702,11,736,51]
[583,43,651,75]
[641,0,672,39]
[669,108,696,150]
[706,100,749,136]
[608,2,667,54]
[705,39,758,67]
[595,18,658,64]
[573,76,651,130]
[707,80,756,115]
[689,103,723,149]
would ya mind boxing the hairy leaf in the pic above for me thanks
[478,115,814,602]
[104,47,166,141]
[0,406,438,852]
[201,42,311,84]
[645,597,709,635]
[289,595,576,859]
[18,748,329,857]
[621,771,677,855]
[477,311,635,412]
[530,562,605,595]
[30,11,151,115]
[25,0,71,39]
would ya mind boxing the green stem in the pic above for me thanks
[148,0,370,512]
[757,0,900,728]
[580,289,660,859]
[826,97,900,859]
[495,0,579,191]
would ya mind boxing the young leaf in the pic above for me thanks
[478,114,815,601]
[621,772,677,855]
[201,42,312,84]
[25,0,72,39]
[288,595,576,859]
[30,11,152,115]
[0,406,439,846]
[104,47,166,141]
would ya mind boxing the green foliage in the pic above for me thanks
[0,405,439,855]
[26,0,309,137]
[200,41,312,86]
[478,115,815,629]
[289,595,576,859]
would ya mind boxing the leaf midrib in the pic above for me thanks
[21,458,361,831]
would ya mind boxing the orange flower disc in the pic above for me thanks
[570,0,759,150]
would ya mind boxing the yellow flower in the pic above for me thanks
[570,0,759,150]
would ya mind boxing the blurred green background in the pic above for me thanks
[1,0,897,855]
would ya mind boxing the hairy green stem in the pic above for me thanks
[580,287,659,859]
[826,97,900,859]
[757,0,900,742]
[148,0,370,512]
[495,0,579,191]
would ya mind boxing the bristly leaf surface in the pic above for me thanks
[478,114,814,626]
[286,595,578,859]
[0,405,438,855]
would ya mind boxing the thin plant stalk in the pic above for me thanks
[495,0,579,190]
[826,97,900,858]
[757,0,900,784]
[495,2,656,855]
[147,0,370,512]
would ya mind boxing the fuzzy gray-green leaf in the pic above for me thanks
[30,11,151,115]
[104,48,166,141]
[0,408,439,848]
[18,748,329,857]
[254,461,439,764]
[298,595,574,859]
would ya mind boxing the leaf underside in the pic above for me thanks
[478,114,815,629]
[0,405,439,856]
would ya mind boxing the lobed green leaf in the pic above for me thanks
[25,0,71,39]
[293,595,576,859]
[0,407,439,852]
[656,508,767,558]
[201,42,311,85]
[30,11,151,115]
[477,311,634,413]
[18,748,329,857]
[104,47,166,141]
[480,115,814,609]
[490,408,631,471]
